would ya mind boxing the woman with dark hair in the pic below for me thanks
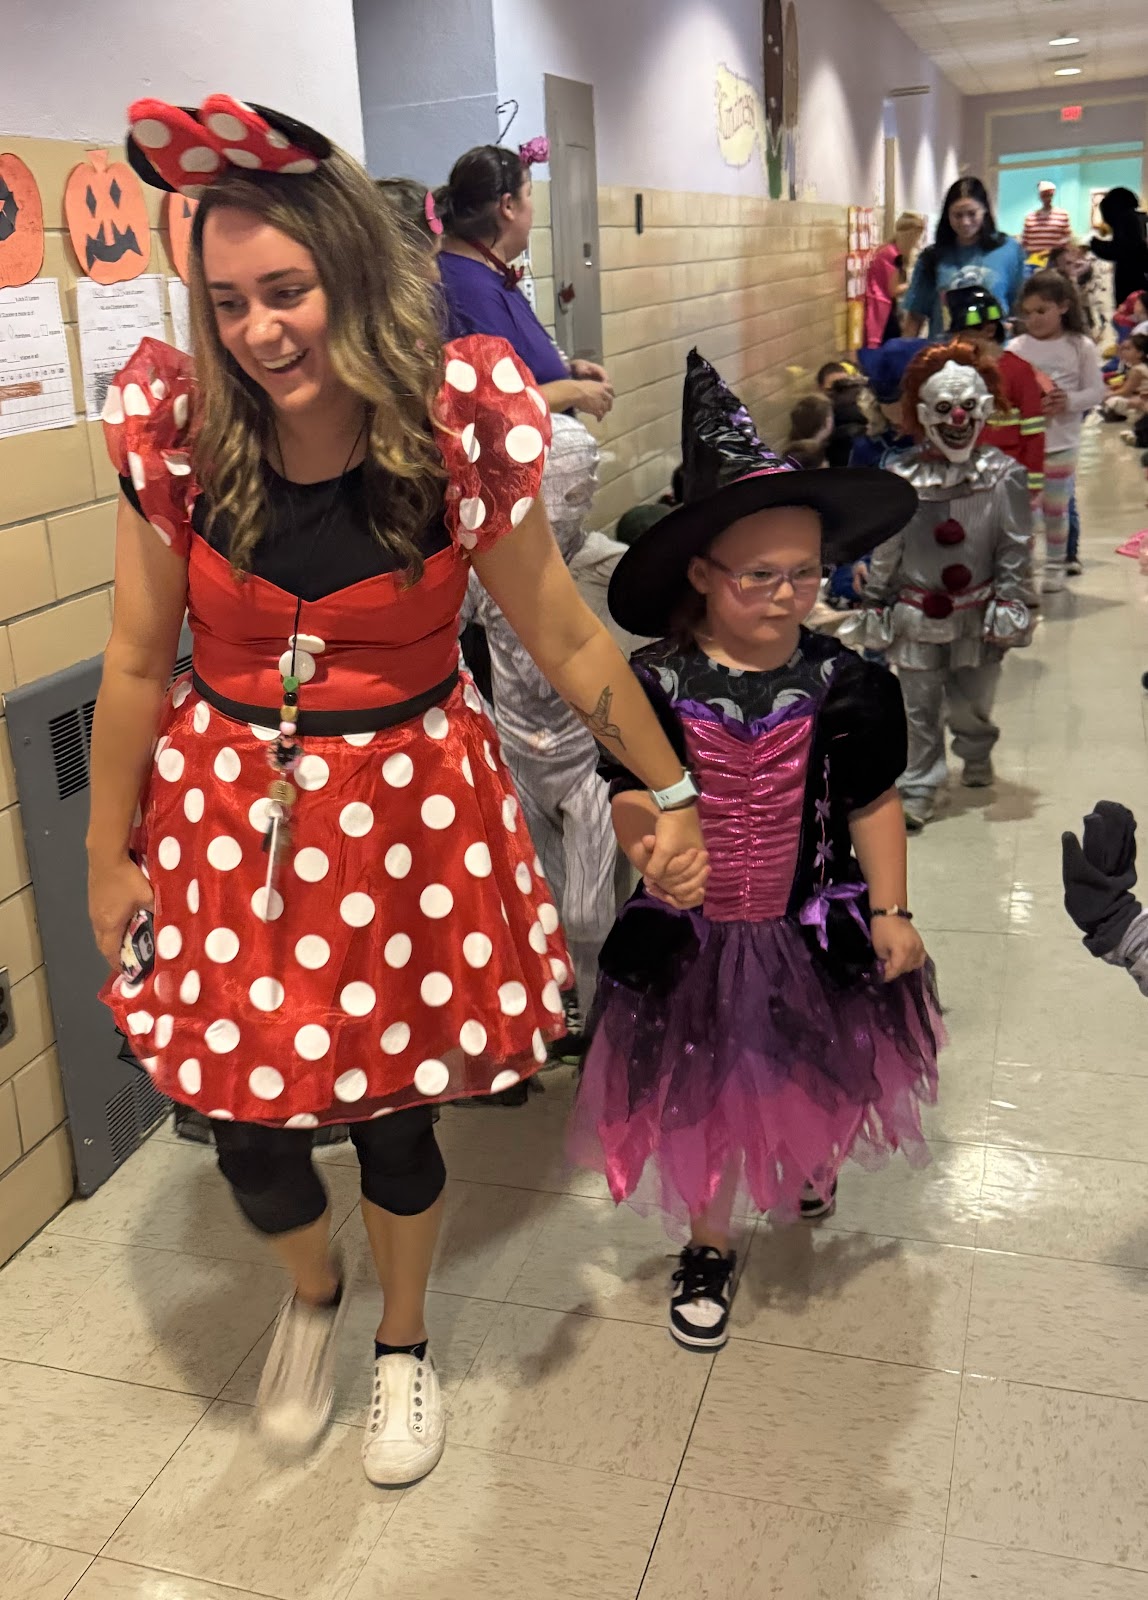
[901,177,1025,338]
[1090,187,1148,310]
[437,145,614,419]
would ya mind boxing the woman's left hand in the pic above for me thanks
[570,358,611,386]
[872,914,927,981]
[643,807,709,908]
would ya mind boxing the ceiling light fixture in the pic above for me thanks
[1054,66,1083,76]
[1049,35,1080,46]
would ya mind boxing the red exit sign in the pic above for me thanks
[1061,105,1083,122]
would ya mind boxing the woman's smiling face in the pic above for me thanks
[203,205,334,417]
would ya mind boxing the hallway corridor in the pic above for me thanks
[1,424,1148,1599]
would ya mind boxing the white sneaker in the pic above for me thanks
[362,1351,446,1488]
[1042,568,1067,595]
[255,1264,349,1457]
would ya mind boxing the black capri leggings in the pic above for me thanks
[213,1108,446,1236]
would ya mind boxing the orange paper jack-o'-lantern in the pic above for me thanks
[65,150,151,285]
[0,152,45,288]
[165,191,198,284]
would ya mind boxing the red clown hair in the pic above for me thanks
[901,340,1007,441]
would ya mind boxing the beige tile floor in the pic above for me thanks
[2,423,1148,1598]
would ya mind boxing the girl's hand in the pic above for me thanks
[1043,387,1068,417]
[851,561,868,595]
[89,856,154,970]
[642,808,710,908]
[872,914,927,981]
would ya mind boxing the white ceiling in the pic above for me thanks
[873,0,1148,96]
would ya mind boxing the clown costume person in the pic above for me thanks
[844,343,1035,832]
[569,351,943,1351]
[86,95,707,1488]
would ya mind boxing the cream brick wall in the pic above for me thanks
[590,186,849,529]
[0,134,182,1262]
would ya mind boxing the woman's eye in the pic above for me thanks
[276,286,306,304]
[212,299,243,316]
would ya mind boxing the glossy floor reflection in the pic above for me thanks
[2,423,1147,1598]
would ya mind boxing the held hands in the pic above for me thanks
[1062,800,1141,955]
[634,806,710,910]
[871,913,928,981]
[89,855,154,970]
[574,380,615,421]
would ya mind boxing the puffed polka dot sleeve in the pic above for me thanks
[434,335,553,556]
[102,337,197,558]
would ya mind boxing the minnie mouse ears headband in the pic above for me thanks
[127,94,333,196]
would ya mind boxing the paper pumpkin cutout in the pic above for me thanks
[65,150,151,284]
[165,191,198,283]
[0,152,45,288]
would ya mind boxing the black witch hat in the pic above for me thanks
[608,349,918,638]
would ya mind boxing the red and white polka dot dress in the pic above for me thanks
[101,335,573,1126]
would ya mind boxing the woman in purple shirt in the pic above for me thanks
[437,146,614,420]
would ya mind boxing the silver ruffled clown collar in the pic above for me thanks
[889,446,1019,502]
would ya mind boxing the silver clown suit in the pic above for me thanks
[462,414,631,1016]
[842,358,1035,824]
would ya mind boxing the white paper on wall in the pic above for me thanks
[168,277,191,352]
[0,278,75,439]
[76,274,166,421]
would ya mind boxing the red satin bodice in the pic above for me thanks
[187,537,468,710]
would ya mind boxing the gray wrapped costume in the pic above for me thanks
[462,414,627,1014]
[841,445,1035,814]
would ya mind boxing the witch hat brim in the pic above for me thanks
[608,465,918,638]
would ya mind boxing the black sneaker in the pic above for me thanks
[1065,559,1084,577]
[800,1180,838,1221]
[669,1245,736,1351]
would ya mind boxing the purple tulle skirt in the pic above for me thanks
[568,912,942,1226]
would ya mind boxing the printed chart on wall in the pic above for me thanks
[846,207,876,352]
[168,277,191,352]
[0,279,74,440]
[76,274,165,420]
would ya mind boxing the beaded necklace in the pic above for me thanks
[261,417,367,902]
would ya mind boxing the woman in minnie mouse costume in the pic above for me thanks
[87,95,707,1488]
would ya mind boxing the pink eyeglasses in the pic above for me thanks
[704,556,823,597]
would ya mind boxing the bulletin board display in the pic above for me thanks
[846,206,876,353]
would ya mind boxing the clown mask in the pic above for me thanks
[917,361,994,463]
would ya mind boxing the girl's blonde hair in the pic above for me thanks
[188,150,445,578]
[894,211,926,242]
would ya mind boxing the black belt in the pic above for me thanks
[191,668,459,736]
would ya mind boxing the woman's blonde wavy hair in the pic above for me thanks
[187,150,445,578]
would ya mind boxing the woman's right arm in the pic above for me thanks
[87,495,190,965]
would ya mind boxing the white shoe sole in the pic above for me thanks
[668,1315,730,1352]
[363,1432,446,1489]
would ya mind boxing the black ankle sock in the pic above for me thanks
[375,1338,428,1361]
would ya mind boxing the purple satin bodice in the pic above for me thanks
[681,700,815,923]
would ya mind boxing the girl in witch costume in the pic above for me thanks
[843,342,1036,833]
[87,95,707,1487]
[568,351,943,1352]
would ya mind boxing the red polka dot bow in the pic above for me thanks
[126,95,333,196]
